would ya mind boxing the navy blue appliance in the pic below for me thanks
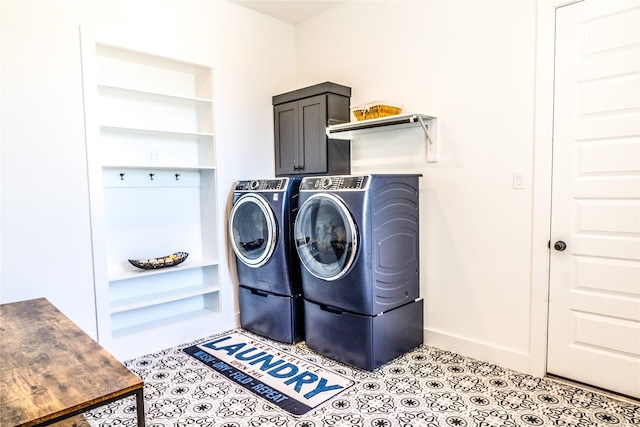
[294,174,423,370]
[229,177,303,343]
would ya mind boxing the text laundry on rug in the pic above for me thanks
[183,331,355,416]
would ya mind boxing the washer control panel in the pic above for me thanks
[300,175,370,191]
[235,178,288,192]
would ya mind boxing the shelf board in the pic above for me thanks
[102,164,216,171]
[110,283,220,314]
[95,43,212,84]
[108,258,219,282]
[327,113,436,139]
[327,113,438,162]
[99,84,213,106]
[111,308,219,339]
[101,124,214,139]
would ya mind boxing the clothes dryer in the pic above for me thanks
[294,174,423,370]
[229,177,303,343]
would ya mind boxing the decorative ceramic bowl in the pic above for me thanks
[128,251,189,270]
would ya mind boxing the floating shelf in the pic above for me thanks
[326,113,438,162]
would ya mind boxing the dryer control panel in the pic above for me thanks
[235,178,288,192]
[300,175,370,191]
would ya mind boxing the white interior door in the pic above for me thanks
[548,0,640,399]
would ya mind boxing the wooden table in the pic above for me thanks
[0,298,145,427]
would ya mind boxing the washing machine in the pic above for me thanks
[294,174,423,370]
[229,177,303,343]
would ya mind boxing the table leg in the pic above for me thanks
[136,389,146,427]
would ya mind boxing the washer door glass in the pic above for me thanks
[229,194,277,267]
[294,193,357,281]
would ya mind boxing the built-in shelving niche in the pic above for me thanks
[81,34,221,360]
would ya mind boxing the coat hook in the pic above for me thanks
[150,173,155,181]
[175,173,181,181]
[120,173,125,180]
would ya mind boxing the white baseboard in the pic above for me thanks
[424,328,532,375]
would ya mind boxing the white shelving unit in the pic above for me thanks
[81,37,222,360]
[327,113,439,162]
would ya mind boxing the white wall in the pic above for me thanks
[295,0,538,373]
[1,0,547,375]
[0,0,295,337]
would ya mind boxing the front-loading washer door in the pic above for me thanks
[294,193,357,281]
[229,194,277,267]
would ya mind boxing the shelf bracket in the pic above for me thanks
[415,115,438,163]
[415,115,431,146]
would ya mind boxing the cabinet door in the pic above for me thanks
[274,101,299,176]
[298,95,328,175]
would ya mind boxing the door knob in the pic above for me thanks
[554,241,567,251]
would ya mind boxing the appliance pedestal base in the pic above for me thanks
[239,286,304,344]
[303,298,424,370]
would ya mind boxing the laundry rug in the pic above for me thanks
[182,330,355,416]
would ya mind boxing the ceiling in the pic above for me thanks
[228,1,347,24]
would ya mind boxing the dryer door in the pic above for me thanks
[229,194,277,267]
[294,193,357,281]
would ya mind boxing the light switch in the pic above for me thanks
[513,171,525,189]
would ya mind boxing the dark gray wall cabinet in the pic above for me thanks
[273,82,351,177]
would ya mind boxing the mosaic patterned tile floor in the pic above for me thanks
[86,329,640,427]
